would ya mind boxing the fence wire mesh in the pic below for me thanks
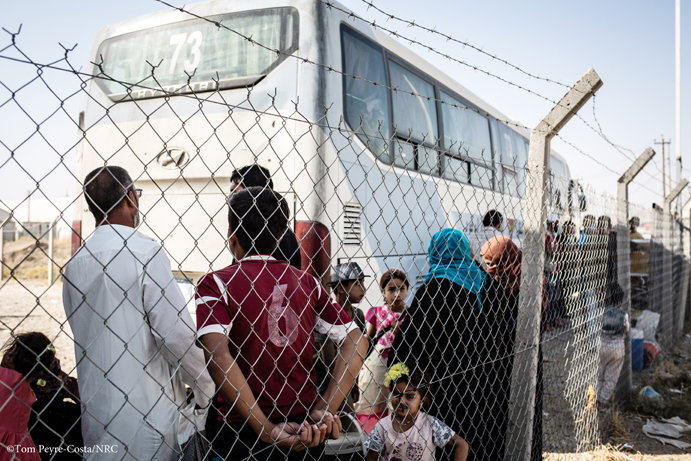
[0,5,689,461]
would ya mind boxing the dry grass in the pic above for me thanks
[608,411,630,444]
[589,445,638,460]
[544,445,643,460]
[1,237,69,280]
[544,444,691,460]
[651,361,691,390]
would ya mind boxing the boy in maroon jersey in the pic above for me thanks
[196,187,366,460]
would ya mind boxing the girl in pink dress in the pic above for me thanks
[356,268,410,433]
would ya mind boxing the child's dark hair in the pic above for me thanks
[228,187,289,255]
[379,268,410,291]
[3,332,55,378]
[230,164,274,190]
[388,364,433,403]
[482,209,503,228]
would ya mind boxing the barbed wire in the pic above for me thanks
[356,0,575,90]
[2,23,667,224]
[318,0,579,103]
[554,134,663,199]
[590,96,665,186]
[146,0,669,203]
[316,0,674,196]
[1,29,662,211]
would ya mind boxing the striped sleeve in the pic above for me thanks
[195,273,232,338]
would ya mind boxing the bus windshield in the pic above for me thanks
[94,7,299,101]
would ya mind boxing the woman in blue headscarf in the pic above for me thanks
[388,228,514,461]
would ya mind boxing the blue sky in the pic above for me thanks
[1,0,689,209]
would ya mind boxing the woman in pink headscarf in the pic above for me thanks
[480,236,522,295]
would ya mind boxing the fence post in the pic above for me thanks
[506,67,602,461]
[47,216,60,284]
[615,147,655,399]
[663,179,688,347]
[678,199,691,338]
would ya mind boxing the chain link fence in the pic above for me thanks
[1,6,690,461]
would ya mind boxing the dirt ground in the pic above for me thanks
[0,279,76,374]
[541,332,691,460]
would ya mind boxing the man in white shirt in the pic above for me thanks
[63,166,214,460]
[468,210,505,270]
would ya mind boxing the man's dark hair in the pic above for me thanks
[482,210,503,228]
[84,166,133,223]
[231,165,274,190]
[228,187,289,254]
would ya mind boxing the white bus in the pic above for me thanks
[71,0,581,307]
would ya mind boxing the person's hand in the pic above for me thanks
[309,408,341,441]
[262,421,322,451]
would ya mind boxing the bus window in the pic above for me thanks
[440,91,493,189]
[443,155,470,185]
[389,60,439,173]
[418,144,440,175]
[393,139,440,175]
[489,118,502,192]
[550,155,567,210]
[95,7,299,100]
[498,123,527,197]
[342,28,391,163]
[393,139,415,169]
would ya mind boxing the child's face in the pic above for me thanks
[390,381,424,423]
[383,278,407,310]
[340,279,366,304]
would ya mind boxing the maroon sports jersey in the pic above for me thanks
[196,255,355,422]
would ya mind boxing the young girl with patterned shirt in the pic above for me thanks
[364,363,468,461]
[356,269,410,433]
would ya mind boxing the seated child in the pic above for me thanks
[364,363,468,461]
[2,332,83,460]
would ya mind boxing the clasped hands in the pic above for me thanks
[259,407,342,451]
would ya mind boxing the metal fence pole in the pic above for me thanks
[47,216,60,284]
[663,179,688,347]
[48,220,54,284]
[678,198,691,338]
[506,67,602,461]
[615,147,655,400]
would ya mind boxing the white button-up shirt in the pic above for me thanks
[63,224,214,460]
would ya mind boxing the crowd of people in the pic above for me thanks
[0,163,628,461]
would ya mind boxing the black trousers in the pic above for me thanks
[29,398,84,460]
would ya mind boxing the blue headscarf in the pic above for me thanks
[424,228,487,309]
